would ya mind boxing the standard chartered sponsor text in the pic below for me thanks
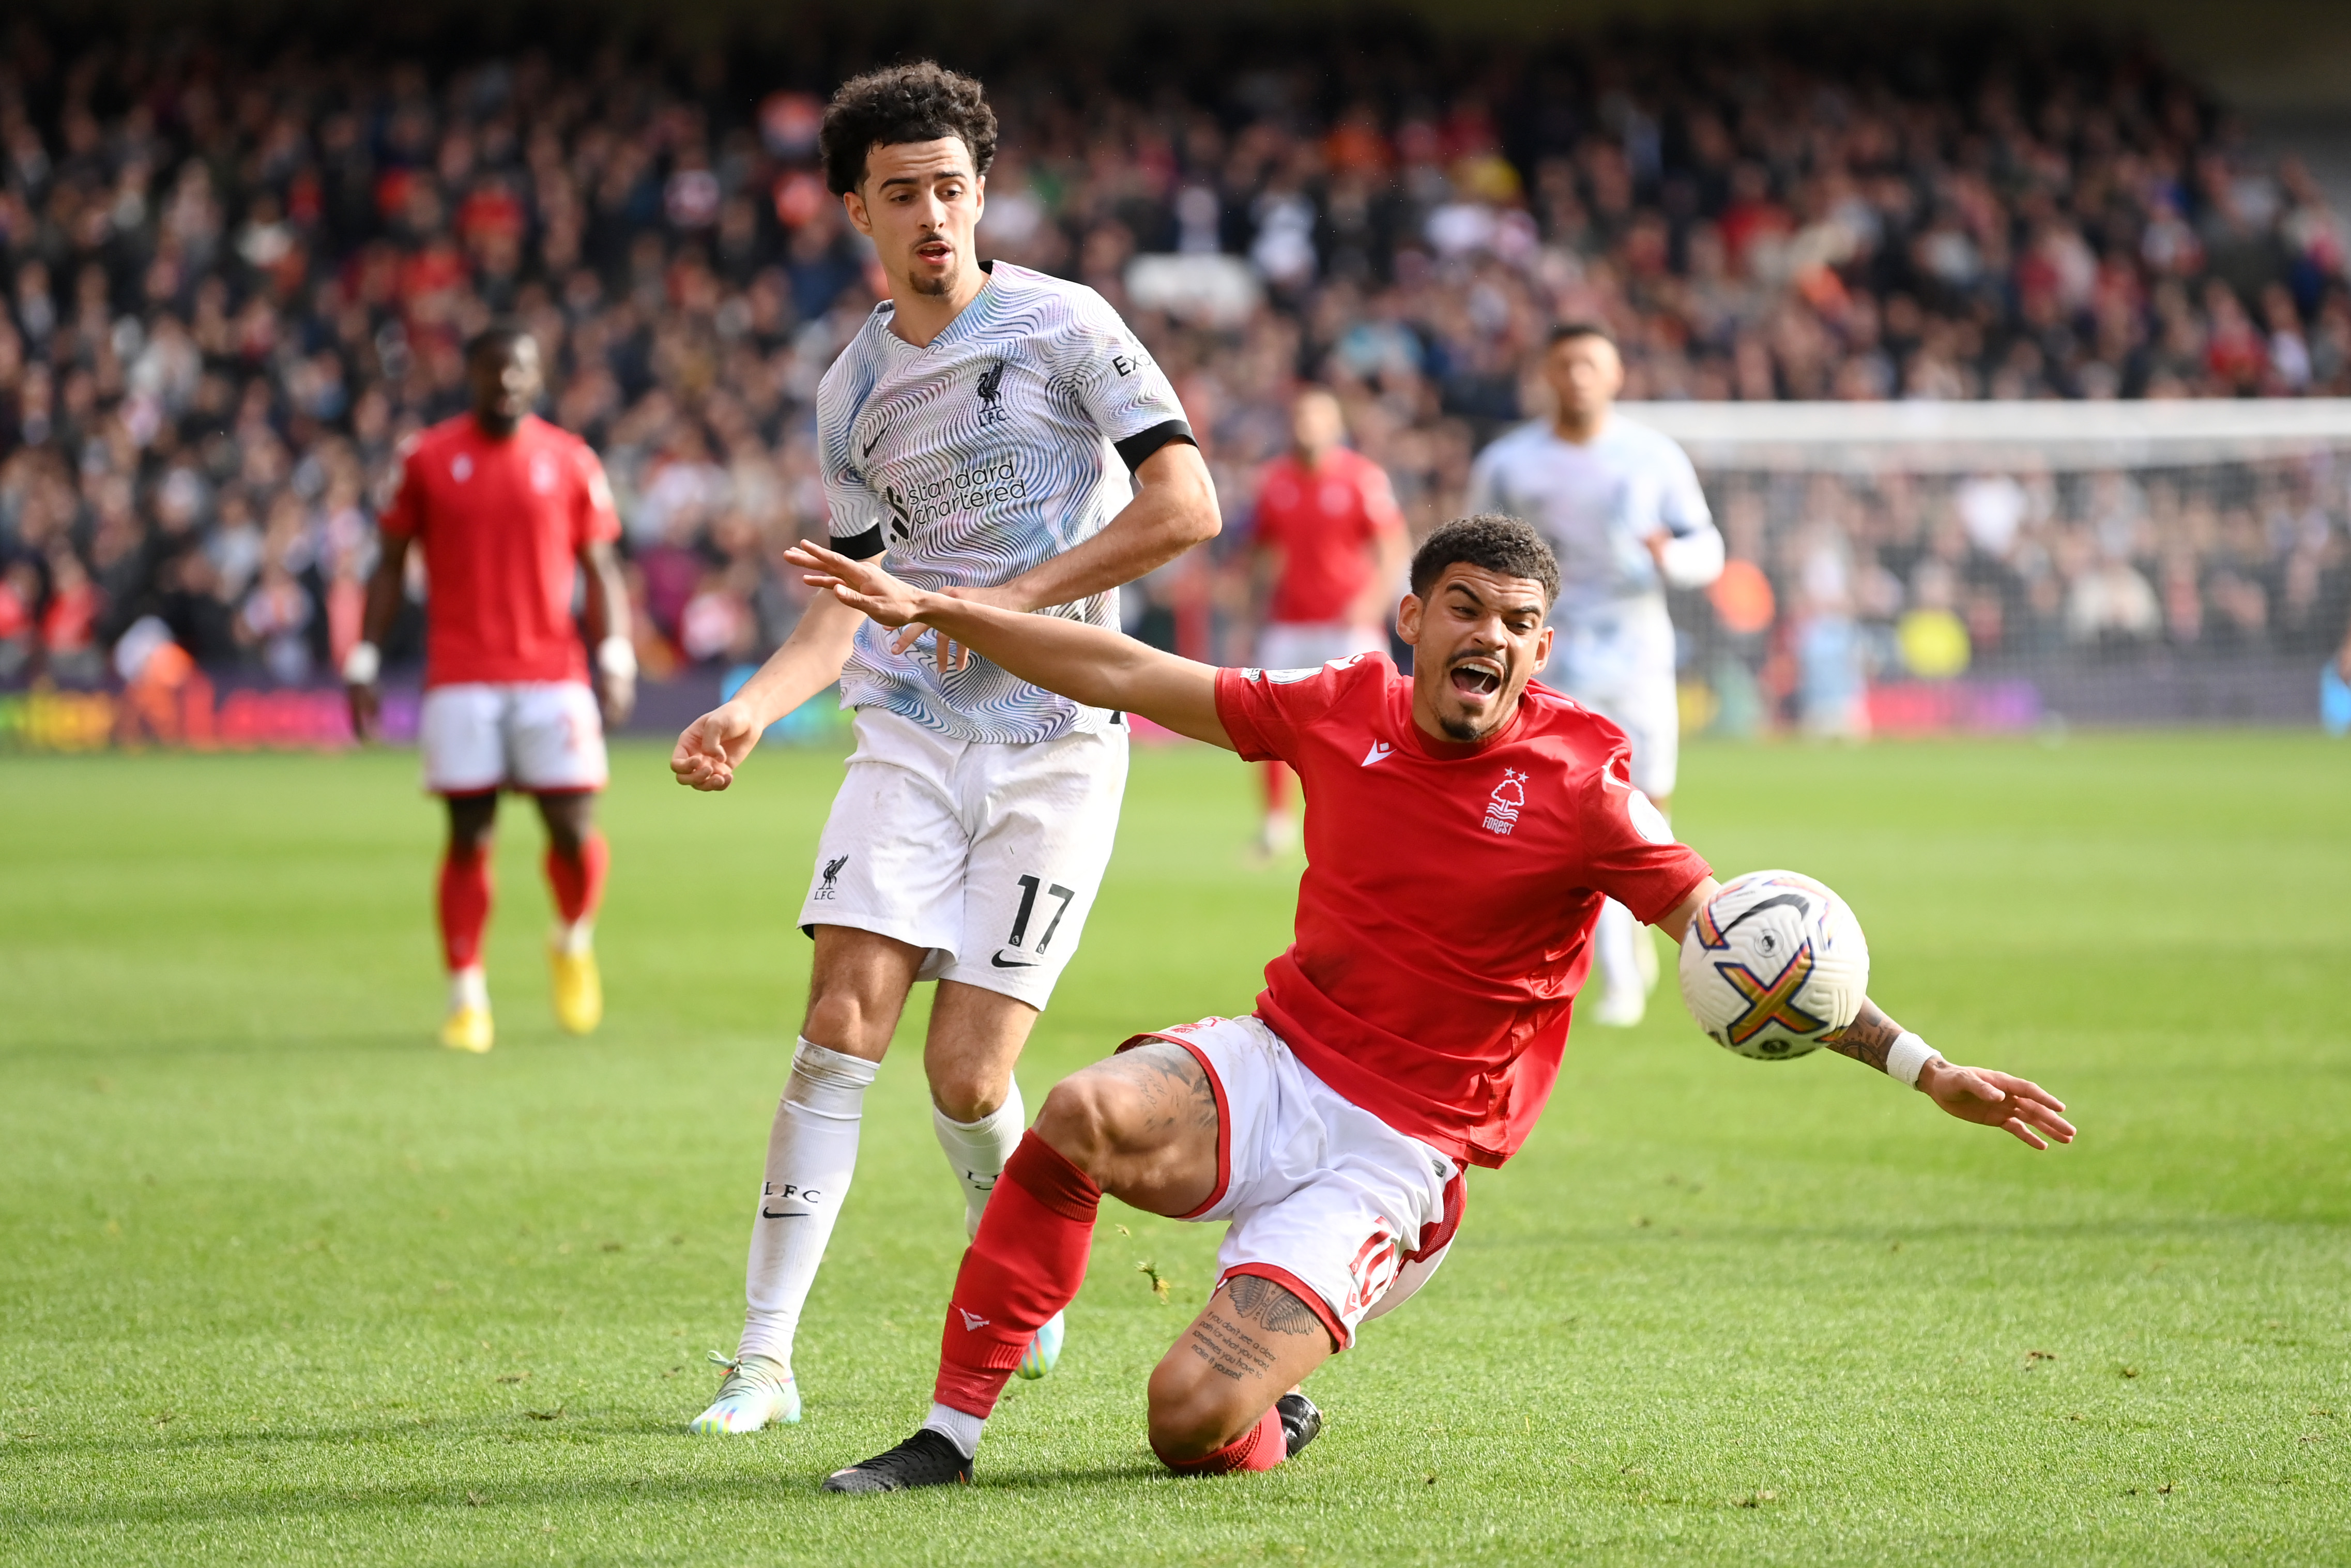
[896,455,1028,527]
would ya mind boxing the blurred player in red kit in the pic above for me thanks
[345,324,635,1053]
[1238,387,1407,858]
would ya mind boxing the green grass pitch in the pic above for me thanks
[2,732,2346,1565]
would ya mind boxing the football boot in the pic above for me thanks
[822,1428,973,1493]
[688,1350,801,1435]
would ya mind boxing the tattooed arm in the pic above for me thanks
[1827,999,2076,1150]
[1656,878,2077,1151]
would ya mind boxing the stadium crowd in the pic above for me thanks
[0,18,2347,691]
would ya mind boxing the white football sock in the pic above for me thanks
[554,917,594,956]
[932,1078,1025,1241]
[922,1400,986,1458]
[449,966,488,1012]
[736,1038,878,1371]
[1594,898,1641,1002]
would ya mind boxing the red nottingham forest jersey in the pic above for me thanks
[1213,654,1711,1167]
[378,414,621,688]
[1252,447,1405,626]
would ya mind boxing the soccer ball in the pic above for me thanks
[1677,870,1870,1060]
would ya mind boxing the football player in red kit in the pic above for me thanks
[786,514,2073,1491]
[346,324,634,1053]
[1239,387,1408,858]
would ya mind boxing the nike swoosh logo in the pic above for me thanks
[863,428,885,457]
[1362,741,1395,766]
[990,951,1039,969]
[759,1209,811,1220]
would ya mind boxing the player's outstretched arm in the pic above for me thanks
[1653,879,2074,1151]
[786,540,1234,750]
[669,592,864,791]
[1826,1002,2074,1150]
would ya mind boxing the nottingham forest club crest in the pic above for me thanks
[975,361,1007,424]
[1482,769,1528,836]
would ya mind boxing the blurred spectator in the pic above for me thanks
[0,15,2345,695]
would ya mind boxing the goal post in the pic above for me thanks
[1615,399,2351,736]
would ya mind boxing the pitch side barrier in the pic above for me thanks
[0,674,838,755]
[1612,399,2351,737]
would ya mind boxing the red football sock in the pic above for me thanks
[1261,760,1292,815]
[1155,1404,1286,1475]
[438,845,493,971]
[933,1131,1101,1418]
[544,829,608,926]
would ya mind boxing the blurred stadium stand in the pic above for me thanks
[2,1,2350,744]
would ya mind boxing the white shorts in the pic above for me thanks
[798,707,1128,1010]
[420,681,608,795]
[1256,621,1389,675]
[1122,1014,1463,1349]
[1548,598,1679,800]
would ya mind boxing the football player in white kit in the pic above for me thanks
[1465,323,1723,1026]
[668,63,1220,1434]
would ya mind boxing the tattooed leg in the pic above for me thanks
[1146,1273,1337,1460]
[1031,1042,1225,1217]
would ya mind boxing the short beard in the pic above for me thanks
[1437,710,1485,742]
[909,269,952,297]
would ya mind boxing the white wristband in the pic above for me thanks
[341,640,380,686]
[1886,1031,1942,1088]
[596,636,637,680]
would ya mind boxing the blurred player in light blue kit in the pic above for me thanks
[1466,323,1722,1025]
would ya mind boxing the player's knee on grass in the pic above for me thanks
[1144,1354,1267,1461]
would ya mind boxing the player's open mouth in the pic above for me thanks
[914,241,952,263]
[1448,659,1502,697]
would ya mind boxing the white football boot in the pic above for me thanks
[688,1350,801,1435]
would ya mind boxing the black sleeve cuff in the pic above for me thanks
[830,524,886,560]
[1114,419,1196,474]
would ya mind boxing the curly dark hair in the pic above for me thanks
[820,62,998,197]
[1409,514,1561,605]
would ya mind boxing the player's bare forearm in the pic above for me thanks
[346,531,408,740]
[578,540,635,726]
[358,531,408,651]
[989,442,1219,611]
[787,541,1233,748]
[579,540,629,647]
[669,593,862,791]
[732,592,862,727]
[1824,997,1902,1073]
[1826,1000,2077,1149]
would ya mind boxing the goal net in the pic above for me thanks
[1619,400,2351,736]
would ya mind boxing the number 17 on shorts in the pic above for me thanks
[990,874,1075,973]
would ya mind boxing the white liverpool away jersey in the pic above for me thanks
[818,261,1193,742]
[1465,414,1721,620]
